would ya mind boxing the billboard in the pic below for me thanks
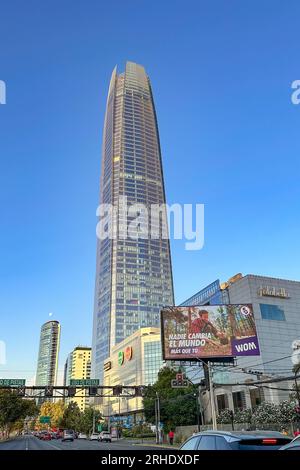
[161,304,260,360]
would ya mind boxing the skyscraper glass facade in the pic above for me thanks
[36,320,60,387]
[92,62,174,382]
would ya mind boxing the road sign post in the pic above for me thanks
[39,416,51,424]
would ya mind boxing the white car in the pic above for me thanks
[78,433,87,439]
[99,431,112,442]
[90,433,100,441]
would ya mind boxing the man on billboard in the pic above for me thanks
[190,309,229,345]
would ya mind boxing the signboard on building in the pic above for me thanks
[258,286,290,299]
[161,304,260,361]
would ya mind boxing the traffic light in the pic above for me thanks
[89,387,98,396]
[113,386,122,396]
[68,387,76,397]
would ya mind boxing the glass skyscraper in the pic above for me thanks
[92,62,174,382]
[36,320,60,387]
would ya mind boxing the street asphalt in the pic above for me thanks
[0,435,171,450]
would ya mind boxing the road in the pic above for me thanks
[0,435,167,450]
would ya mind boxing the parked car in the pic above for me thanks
[78,433,87,439]
[180,430,291,451]
[62,429,75,442]
[99,431,112,442]
[280,434,300,450]
[90,433,100,441]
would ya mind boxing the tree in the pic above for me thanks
[60,402,81,431]
[143,366,198,431]
[39,400,65,428]
[0,390,38,438]
[78,407,102,434]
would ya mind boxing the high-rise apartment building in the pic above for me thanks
[36,320,60,387]
[64,346,92,411]
[92,62,174,382]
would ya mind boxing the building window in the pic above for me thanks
[232,391,246,411]
[216,394,228,412]
[260,304,285,321]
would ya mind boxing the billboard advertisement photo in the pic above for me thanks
[161,304,260,360]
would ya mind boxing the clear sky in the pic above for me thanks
[1,0,300,382]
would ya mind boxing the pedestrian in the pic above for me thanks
[168,429,174,445]
[281,428,288,436]
[294,427,300,437]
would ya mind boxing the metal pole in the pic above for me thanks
[92,407,95,434]
[198,385,205,428]
[157,392,161,444]
[208,361,217,430]
[155,395,158,444]
[118,396,121,439]
[295,372,300,408]
[195,394,200,432]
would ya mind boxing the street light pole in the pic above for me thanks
[155,392,160,444]
[92,406,95,434]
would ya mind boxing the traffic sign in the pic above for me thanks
[69,379,100,386]
[39,416,51,424]
[0,379,26,387]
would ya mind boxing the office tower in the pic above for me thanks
[92,62,174,382]
[35,320,60,387]
[64,346,92,411]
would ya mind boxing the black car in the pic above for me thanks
[180,430,291,451]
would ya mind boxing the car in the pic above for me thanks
[179,430,292,451]
[90,433,100,441]
[99,431,112,442]
[40,432,52,441]
[280,434,300,450]
[78,433,87,439]
[61,429,75,442]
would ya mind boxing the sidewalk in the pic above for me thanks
[128,438,179,449]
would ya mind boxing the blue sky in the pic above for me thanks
[0,0,300,381]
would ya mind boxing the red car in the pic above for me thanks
[40,432,52,441]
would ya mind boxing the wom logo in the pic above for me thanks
[0,80,6,104]
[0,341,6,364]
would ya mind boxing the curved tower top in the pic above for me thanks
[92,62,174,382]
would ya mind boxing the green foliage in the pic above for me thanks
[78,407,102,434]
[217,401,298,426]
[0,390,38,437]
[216,409,233,424]
[143,366,198,431]
[39,400,65,428]
[60,402,82,431]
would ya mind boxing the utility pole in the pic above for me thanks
[198,385,205,427]
[208,361,217,430]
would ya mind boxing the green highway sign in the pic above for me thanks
[39,416,51,424]
[69,379,100,387]
[0,379,26,387]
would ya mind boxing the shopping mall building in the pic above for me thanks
[101,327,163,425]
[181,273,300,420]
